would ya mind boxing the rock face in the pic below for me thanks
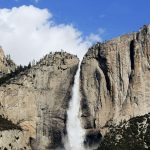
[0,24,150,150]
[80,25,150,148]
[0,47,16,77]
[0,52,79,150]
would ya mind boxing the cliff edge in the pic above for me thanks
[81,24,150,149]
[0,47,16,77]
[0,51,79,150]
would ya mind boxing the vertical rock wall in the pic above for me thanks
[80,25,150,146]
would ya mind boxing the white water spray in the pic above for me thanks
[64,61,85,150]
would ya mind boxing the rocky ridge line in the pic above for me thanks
[0,51,79,150]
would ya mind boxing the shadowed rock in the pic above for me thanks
[84,129,102,149]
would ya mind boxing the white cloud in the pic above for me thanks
[98,28,105,34]
[0,5,102,65]
[86,33,101,43]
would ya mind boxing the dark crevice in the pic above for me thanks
[84,130,102,148]
[94,69,102,108]
[130,40,135,70]
[95,69,100,82]
[0,115,22,131]
[97,50,111,92]
[117,52,123,88]
[48,128,64,149]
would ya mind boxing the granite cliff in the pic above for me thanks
[0,51,79,149]
[0,24,150,150]
[0,47,16,77]
[81,24,150,149]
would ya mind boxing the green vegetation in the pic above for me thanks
[0,63,31,86]
[99,113,150,150]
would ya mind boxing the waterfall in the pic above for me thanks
[64,62,85,150]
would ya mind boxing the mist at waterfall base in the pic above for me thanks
[64,62,86,150]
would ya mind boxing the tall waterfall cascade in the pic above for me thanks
[64,62,85,150]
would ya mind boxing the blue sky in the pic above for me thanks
[0,0,149,40]
[0,0,149,64]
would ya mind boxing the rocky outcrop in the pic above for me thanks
[100,113,150,150]
[0,47,16,77]
[80,25,150,148]
[0,52,79,150]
